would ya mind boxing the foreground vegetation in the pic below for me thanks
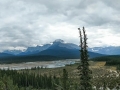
[0,61,120,90]
[91,55,120,71]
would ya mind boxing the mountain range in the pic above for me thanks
[0,39,120,63]
[3,39,120,55]
[88,46,120,55]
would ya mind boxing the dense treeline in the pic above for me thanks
[91,55,120,66]
[90,55,120,72]
[0,67,82,90]
[1,66,120,90]
[0,69,60,89]
[106,60,120,66]
[0,55,63,64]
[91,55,120,61]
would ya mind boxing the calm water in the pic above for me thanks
[0,59,80,70]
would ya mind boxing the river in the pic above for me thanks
[0,59,80,70]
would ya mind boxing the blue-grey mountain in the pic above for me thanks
[1,39,120,63]
[2,39,120,55]
[88,46,120,55]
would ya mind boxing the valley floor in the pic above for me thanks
[0,59,79,70]
[0,60,119,90]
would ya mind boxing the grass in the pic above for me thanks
[19,61,117,80]
[20,61,116,74]
[17,61,120,89]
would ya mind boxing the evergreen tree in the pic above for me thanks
[78,27,92,90]
[62,68,69,90]
[0,80,5,90]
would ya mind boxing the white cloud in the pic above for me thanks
[0,0,120,51]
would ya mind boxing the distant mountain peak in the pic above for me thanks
[53,39,64,43]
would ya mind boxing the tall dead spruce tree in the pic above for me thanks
[78,27,92,90]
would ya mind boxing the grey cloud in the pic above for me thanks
[0,26,45,50]
[0,0,120,51]
[103,0,120,10]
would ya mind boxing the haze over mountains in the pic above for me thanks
[88,46,120,55]
[0,39,119,63]
[2,39,120,55]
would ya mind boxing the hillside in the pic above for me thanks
[91,55,120,66]
[91,55,120,61]
[0,39,105,63]
[0,55,62,64]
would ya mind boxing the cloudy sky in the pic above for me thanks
[0,0,120,51]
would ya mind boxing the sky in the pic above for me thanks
[0,0,120,51]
